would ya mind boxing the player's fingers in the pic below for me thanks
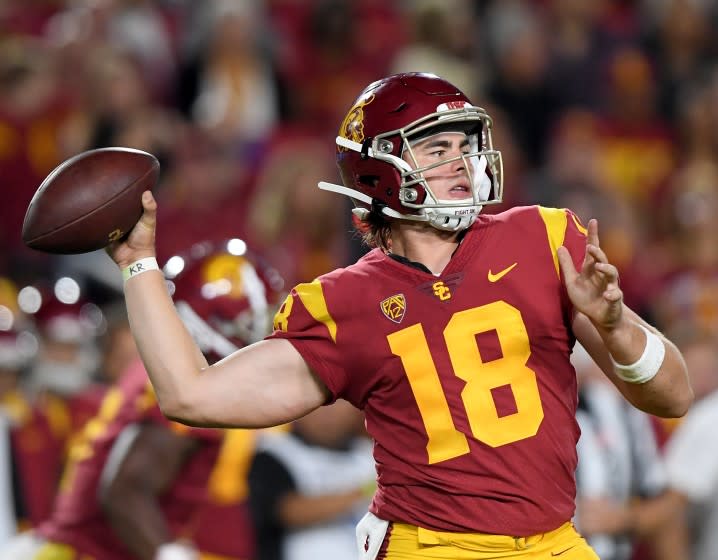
[603,287,623,303]
[582,246,597,273]
[586,244,609,264]
[137,191,157,228]
[557,246,578,283]
[586,218,599,248]
[594,262,619,283]
[142,190,157,213]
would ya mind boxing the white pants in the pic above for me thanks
[2,532,46,559]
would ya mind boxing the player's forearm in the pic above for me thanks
[599,313,693,418]
[124,270,208,418]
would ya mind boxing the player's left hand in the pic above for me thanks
[557,219,623,332]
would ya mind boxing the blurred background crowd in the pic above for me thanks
[1,0,718,559]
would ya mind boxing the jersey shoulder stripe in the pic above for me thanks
[537,206,587,278]
[273,278,338,343]
[296,279,337,342]
[538,206,568,278]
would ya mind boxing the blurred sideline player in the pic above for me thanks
[4,240,284,560]
[175,240,287,560]
[0,276,38,541]
[10,282,106,526]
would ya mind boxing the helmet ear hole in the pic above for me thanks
[359,175,380,189]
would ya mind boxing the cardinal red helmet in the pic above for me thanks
[163,239,285,363]
[20,278,104,344]
[319,72,503,231]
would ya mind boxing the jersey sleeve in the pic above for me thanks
[563,208,588,267]
[537,206,588,321]
[267,278,350,400]
[537,206,587,277]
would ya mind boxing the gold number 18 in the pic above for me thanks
[387,301,544,464]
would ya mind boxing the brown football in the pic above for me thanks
[22,147,160,254]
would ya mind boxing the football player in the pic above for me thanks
[108,73,693,560]
[4,241,283,560]
[10,283,105,527]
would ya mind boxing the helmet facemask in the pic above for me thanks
[385,106,503,231]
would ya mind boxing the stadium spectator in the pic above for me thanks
[663,330,718,560]
[572,342,687,560]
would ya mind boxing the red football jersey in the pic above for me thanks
[269,206,588,536]
[190,429,258,559]
[9,387,105,526]
[36,360,223,560]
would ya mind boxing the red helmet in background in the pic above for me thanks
[319,72,504,231]
[16,277,104,395]
[19,278,104,345]
[164,239,285,363]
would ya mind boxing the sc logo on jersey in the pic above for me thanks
[432,281,451,301]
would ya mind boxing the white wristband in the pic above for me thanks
[609,324,665,384]
[122,257,160,283]
[155,542,199,560]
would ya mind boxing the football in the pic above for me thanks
[22,147,160,254]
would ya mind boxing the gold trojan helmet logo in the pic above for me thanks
[338,94,375,151]
[201,254,249,299]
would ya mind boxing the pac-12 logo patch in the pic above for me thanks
[380,294,406,323]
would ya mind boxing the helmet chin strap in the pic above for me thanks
[426,212,477,232]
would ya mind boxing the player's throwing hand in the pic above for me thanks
[106,190,158,270]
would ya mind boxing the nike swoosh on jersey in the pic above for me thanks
[487,262,518,282]
[551,545,577,556]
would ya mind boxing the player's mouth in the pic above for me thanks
[446,182,471,198]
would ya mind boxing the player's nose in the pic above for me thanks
[449,151,466,173]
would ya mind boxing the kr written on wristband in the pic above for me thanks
[122,257,160,283]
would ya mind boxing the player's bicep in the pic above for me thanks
[178,338,329,429]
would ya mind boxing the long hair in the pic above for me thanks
[352,208,392,252]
